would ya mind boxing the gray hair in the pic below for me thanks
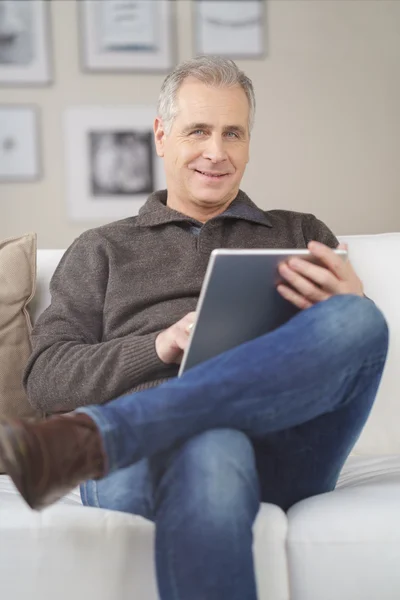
[157,55,256,135]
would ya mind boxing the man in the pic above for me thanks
[0,57,388,600]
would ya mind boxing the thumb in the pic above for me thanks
[185,321,195,334]
[337,242,348,251]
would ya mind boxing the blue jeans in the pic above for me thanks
[79,295,389,600]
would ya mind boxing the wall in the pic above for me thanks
[1,0,399,248]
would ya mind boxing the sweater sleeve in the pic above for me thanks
[23,230,167,413]
[302,214,339,249]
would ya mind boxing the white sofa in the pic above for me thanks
[1,233,400,600]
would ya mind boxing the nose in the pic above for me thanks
[202,134,228,163]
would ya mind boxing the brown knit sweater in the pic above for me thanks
[23,190,338,413]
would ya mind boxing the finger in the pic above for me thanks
[278,263,329,304]
[307,241,347,279]
[174,329,191,350]
[185,322,194,335]
[287,257,339,294]
[277,284,313,310]
[182,312,196,327]
[185,311,197,320]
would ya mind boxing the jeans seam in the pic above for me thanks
[263,353,388,403]
[82,482,88,505]
[159,522,185,600]
[335,357,386,410]
[90,480,100,508]
[244,353,387,433]
[334,354,388,389]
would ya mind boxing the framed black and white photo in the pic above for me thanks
[194,0,266,59]
[0,105,41,181]
[64,107,165,222]
[79,0,176,73]
[0,0,52,85]
[89,131,154,197]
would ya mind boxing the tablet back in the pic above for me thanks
[178,249,321,376]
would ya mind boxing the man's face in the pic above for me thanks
[154,78,250,211]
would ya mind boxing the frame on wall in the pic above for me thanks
[0,0,52,86]
[193,0,266,59]
[0,105,41,182]
[79,0,176,73]
[64,106,166,222]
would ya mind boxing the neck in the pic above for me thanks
[166,190,239,223]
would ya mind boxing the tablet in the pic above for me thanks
[178,248,347,376]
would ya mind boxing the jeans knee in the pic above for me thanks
[155,429,259,530]
[315,295,389,360]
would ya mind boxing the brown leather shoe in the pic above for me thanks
[0,413,107,511]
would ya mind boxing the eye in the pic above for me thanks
[191,129,206,136]
[225,131,239,139]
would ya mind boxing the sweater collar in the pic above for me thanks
[136,189,273,228]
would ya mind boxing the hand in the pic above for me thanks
[155,312,196,365]
[277,241,364,310]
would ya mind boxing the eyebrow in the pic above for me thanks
[182,122,247,136]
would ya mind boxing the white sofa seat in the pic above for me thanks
[288,455,400,600]
[1,233,399,600]
[0,477,289,600]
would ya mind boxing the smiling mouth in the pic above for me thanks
[195,169,230,178]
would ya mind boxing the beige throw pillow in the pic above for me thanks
[0,233,42,471]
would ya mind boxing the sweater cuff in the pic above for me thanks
[121,331,167,387]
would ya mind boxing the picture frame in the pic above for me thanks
[0,0,52,86]
[79,0,176,73]
[64,106,166,222]
[193,0,266,59]
[0,105,41,181]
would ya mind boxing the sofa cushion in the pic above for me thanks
[0,474,289,600]
[287,454,400,600]
[0,234,42,469]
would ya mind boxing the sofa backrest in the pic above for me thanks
[31,234,400,456]
[30,250,65,324]
[336,233,399,455]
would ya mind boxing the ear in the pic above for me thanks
[154,117,166,157]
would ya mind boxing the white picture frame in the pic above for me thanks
[0,0,52,86]
[64,106,166,223]
[79,0,176,73]
[194,0,266,59]
[0,105,41,181]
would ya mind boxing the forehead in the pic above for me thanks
[175,78,249,125]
